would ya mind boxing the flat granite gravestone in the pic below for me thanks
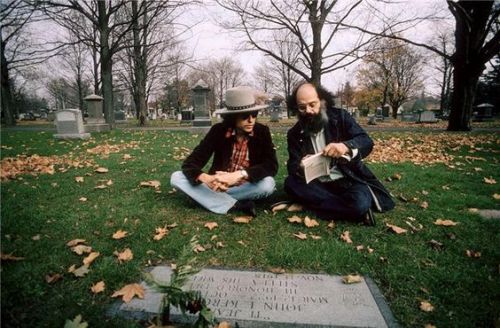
[113,267,398,327]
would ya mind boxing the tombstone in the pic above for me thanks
[112,267,398,327]
[472,103,494,122]
[191,80,212,127]
[382,104,391,118]
[53,109,90,139]
[114,111,126,122]
[417,110,438,123]
[375,108,384,121]
[401,113,418,122]
[180,110,193,124]
[368,115,377,125]
[84,94,110,132]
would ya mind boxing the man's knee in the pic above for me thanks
[350,197,372,218]
[170,171,186,188]
[257,176,276,196]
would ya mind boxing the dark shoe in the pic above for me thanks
[363,209,376,226]
[232,200,256,217]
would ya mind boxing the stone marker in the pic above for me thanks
[53,109,90,139]
[113,267,398,327]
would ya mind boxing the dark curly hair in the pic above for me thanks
[286,82,336,114]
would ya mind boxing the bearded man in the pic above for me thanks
[285,82,394,225]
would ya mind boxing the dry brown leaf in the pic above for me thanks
[153,227,168,241]
[204,222,218,230]
[216,321,232,328]
[310,234,322,240]
[287,203,304,212]
[67,239,86,247]
[304,216,319,228]
[493,193,500,200]
[342,274,362,284]
[356,245,365,251]
[271,203,287,213]
[484,177,497,184]
[420,301,434,312]
[269,267,285,274]
[468,208,479,213]
[95,167,109,173]
[106,179,113,186]
[83,252,100,266]
[216,241,225,248]
[94,184,108,189]
[91,281,105,294]
[112,230,128,239]
[287,215,302,224]
[327,221,336,229]
[367,246,374,253]
[72,245,93,255]
[166,223,178,229]
[79,197,88,202]
[68,264,76,273]
[392,173,402,180]
[340,231,353,244]
[75,176,84,183]
[122,154,132,160]
[193,244,206,253]
[140,180,161,189]
[386,223,408,234]
[293,232,307,240]
[465,250,481,258]
[32,234,41,241]
[424,325,436,328]
[45,273,63,284]
[111,283,145,303]
[114,248,133,263]
[71,265,90,277]
[420,201,429,209]
[233,216,252,224]
[434,219,458,226]
[237,240,247,246]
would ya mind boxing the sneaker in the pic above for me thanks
[363,209,376,226]
[233,200,256,217]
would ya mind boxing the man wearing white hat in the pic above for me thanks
[170,86,278,216]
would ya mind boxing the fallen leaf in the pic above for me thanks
[327,221,336,229]
[153,227,168,241]
[71,245,92,255]
[114,248,133,263]
[424,325,436,328]
[304,216,319,228]
[71,265,90,277]
[428,239,444,250]
[166,223,178,229]
[484,177,496,184]
[340,231,353,244]
[45,273,63,284]
[216,241,225,248]
[94,184,108,189]
[233,216,252,224]
[421,190,429,195]
[420,201,429,209]
[342,274,362,284]
[32,234,41,241]
[79,197,88,202]
[111,283,145,303]
[269,267,285,274]
[293,232,307,240]
[140,180,161,189]
[420,301,434,312]
[493,193,500,200]
[204,222,218,230]
[216,321,232,328]
[310,234,322,240]
[106,179,113,186]
[442,185,450,190]
[83,252,100,266]
[468,208,479,213]
[356,245,365,251]
[90,281,105,294]
[367,246,374,253]
[237,240,247,246]
[95,167,109,173]
[271,203,287,213]
[465,250,481,258]
[67,239,86,247]
[434,219,458,226]
[392,173,402,180]
[75,176,84,183]
[51,182,58,187]
[112,230,128,239]
[122,154,132,160]
[287,203,303,212]
[64,314,88,328]
[386,223,408,234]
[287,215,302,223]
[193,244,206,253]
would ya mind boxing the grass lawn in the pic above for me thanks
[1,128,499,327]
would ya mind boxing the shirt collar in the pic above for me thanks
[225,128,254,138]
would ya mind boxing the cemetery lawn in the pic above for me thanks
[1,129,499,328]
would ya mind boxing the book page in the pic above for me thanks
[301,152,330,184]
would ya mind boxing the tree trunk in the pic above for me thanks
[1,37,16,126]
[98,1,114,127]
[447,69,478,131]
[309,4,322,86]
[132,0,147,126]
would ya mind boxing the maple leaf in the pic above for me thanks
[287,215,303,223]
[112,230,128,239]
[71,265,90,277]
[122,154,132,160]
[72,245,92,255]
[356,245,365,251]
[91,281,105,294]
[340,231,353,244]
[304,216,319,228]
[465,250,481,258]
[342,274,362,284]
[216,241,225,248]
[204,222,218,230]
[271,203,287,213]
[327,221,336,229]
[79,197,88,202]
[287,203,304,212]
[269,267,285,274]
[153,227,168,240]
[493,193,500,200]
[114,248,133,263]
[386,223,408,234]
[64,314,89,328]
[420,301,434,312]
[193,244,206,253]
[45,273,63,284]
[484,176,496,184]
[67,239,86,247]
[434,219,458,226]
[233,216,252,224]
[75,176,84,183]
[310,234,321,240]
[293,232,307,240]
[392,173,402,180]
[95,167,109,173]
[83,252,100,266]
[140,180,161,189]
[420,201,429,209]
[111,283,145,303]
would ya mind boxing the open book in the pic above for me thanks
[301,152,351,184]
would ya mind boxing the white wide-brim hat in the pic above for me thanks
[214,86,268,115]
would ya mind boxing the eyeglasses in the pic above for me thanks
[240,112,258,120]
[297,101,319,113]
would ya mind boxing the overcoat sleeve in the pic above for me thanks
[247,125,278,182]
[286,126,304,178]
[338,109,373,159]
[181,126,218,185]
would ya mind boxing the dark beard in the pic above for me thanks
[300,103,329,136]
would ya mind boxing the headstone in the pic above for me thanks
[368,115,377,125]
[401,113,418,122]
[191,80,212,127]
[115,111,126,122]
[112,267,397,328]
[382,104,390,118]
[472,103,494,122]
[53,109,90,139]
[84,94,110,132]
[417,110,438,123]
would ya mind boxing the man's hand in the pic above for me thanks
[323,142,349,158]
[215,171,244,187]
[198,173,228,191]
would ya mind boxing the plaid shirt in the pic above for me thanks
[227,128,251,172]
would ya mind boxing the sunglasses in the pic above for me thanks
[240,112,258,120]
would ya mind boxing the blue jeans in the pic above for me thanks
[284,175,372,221]
[170,171,276,214]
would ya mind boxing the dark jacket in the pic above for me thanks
[182,122,278,185]
[287,107,395,212]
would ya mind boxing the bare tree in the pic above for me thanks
[429,28,454,116]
